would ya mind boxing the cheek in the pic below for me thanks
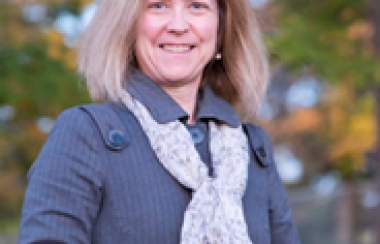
[136,16,161,45]
[197,19,219,51]
[196,16,218,42]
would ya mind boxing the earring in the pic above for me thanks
[215,53,222,60]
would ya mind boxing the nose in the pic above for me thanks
[167,7,189,34]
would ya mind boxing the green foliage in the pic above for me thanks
[0,43,89,119]
[264,0,379,181]
[269,0,380,86]
[0,1,89,225]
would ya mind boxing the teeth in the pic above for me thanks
[162,45,191,53]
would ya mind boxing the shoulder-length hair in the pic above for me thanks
[78,0,269,118]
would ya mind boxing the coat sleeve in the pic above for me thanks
[18,107,105,244]
[256,127,301,244]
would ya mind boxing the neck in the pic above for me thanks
[161,82,200,125]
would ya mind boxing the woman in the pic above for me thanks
[19,0,300,243]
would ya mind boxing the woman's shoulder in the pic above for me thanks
[243,123,273,149]
[54,101,139,152]
[51,104,101,139]
[39,102,122,158]
[27,103,110,187]
[53,101,128,136]
[243,123,274,167]
[55,101,121,125]
[37,104,106,160]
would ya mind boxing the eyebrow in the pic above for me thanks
[185,0,218,6]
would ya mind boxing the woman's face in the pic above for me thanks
[135,0,219,89]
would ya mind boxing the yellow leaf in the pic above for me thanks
[286,108,321,133]
[347,20,374,41]
[349,114,376,148]
[64,49,78,70]
[44,29,64,46]
[47,45,62,60]
[79,0,93,8]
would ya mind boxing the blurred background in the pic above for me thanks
[1,0,380,243]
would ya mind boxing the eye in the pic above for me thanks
[190,2,206,10]
[149,2,166,9]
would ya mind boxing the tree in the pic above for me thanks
[0,1,89,227]
[263,1,380,243]
[264,0,380,179]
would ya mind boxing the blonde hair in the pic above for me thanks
[78,0,269,118]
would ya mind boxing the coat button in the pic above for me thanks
[108,130,127,149]
[188,127,205,145]
[258,146,267,158]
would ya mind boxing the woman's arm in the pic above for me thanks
[257,128,301,244]
[18,107,105,243]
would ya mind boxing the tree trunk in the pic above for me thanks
[337,184,353,244]
[367,0,380,243]
[368,1,380,55]
[376,84,380,244]
[377,86,380,166]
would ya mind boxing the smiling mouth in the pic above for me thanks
[159,44,195,53]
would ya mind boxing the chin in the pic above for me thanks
[160,70,197,84]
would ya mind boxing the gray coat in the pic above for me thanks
[19,72,300,244]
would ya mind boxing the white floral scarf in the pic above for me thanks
[121,91,252,244]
